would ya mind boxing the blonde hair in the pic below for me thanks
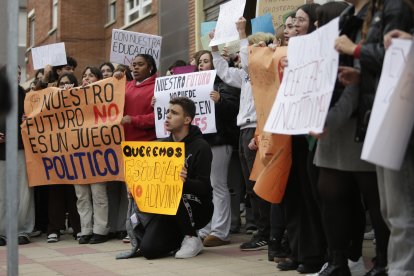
[247,32,275,45]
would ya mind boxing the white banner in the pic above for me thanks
[264,18,339,135]
[32,42,67,70]
[362,38,413,170]
[110,29,162,68]
[209,0,246,47]
[154,70,217,138]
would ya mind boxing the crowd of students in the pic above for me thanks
[0,0,414,275]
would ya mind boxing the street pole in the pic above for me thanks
[5,0,20,274]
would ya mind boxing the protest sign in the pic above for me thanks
[154,70,217,138]
[248,45,292,203]
[209,0,246,47]
[122,141,184,215]
[253,133,291,203]
[256,0,305,28]
[201,21,217,37]
[361,39,413,170]
[264,18,339,135]
[21,77,126,186]
[251,13,275,34]
[31,42,67,70]
[110,29,162,68]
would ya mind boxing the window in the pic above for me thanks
[51,0,58,30]
[28,9,35,48]
[107,0,117,23]
[124,0,152,24]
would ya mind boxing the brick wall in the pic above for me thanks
[26,0,158,81]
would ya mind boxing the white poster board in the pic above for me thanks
[209,0,246,47]
[264,18,339,135]
[31,43,67,70]
[361,39,413,170]
[154,70,217,138]
[110,29,162,68]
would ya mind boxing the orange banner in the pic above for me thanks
[248,46,292,203]
[21,77,126,186]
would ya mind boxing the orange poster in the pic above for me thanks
[21,77,126,186]
[248,46,292,203]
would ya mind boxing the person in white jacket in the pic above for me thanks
[210,17,274,251]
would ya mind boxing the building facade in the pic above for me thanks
[25,0,331,82]
[25,0,189,81]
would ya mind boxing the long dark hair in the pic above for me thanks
[135,54,157,76]
[297,3,320,34]
[195,50,214,71]
[362,0,383,39]
[99,62,115,72]
[81,66,103,81]
[316,1,349,27]
[57,73,79,87]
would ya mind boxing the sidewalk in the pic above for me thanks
[0,233,375,276]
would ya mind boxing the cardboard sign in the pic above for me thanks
[201,21,217,37]
[110,29,162,68]
[209,0,246,46]
[253,133,291,203]
[362,39,413,170]
[264,18,339,135]
[154,70,217,138]
[31,42,67,70]
[21,77,126,186]
[251,13,275,34]
[248,46,292,203]
[122,141,184,215]
[256,0,305,28]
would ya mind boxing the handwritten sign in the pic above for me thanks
[362,39,413,170]
[154,70,217,138]
[251,13,275,34]
[209,0,246,47]
[110,29,162,68]
[256,0,305,28]
[122,141,184,215]
[264,18,339,135]
[21,77,126,186]
[31,42,67,70]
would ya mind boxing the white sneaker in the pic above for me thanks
[348,257,365,276]
[47,233,59,243]
[175,235,203,259]
[364,230,375,240]
[306,262,328,276]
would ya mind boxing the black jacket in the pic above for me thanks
[356,0,414,142]
[203,76,240,148]
[165,125,213,205]
[328,5,368,116]
[0,85,26,160]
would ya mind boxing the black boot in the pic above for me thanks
[318,251,351,276]
[364,252,387,276]
[268,238,289,262]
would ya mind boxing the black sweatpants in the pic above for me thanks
[283,136,326,265]
[139,195,213,259]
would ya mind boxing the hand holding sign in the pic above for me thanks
[180,166,187,182]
